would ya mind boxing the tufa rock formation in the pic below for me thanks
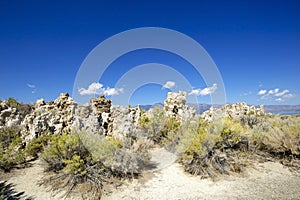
[0,101,22,128]
[21,93,77,142]
[1,93,143,144]
[164,91,195,121]
[1,91,265,144]
[90,94,113,135]
[111,105,142,140]
[201,102,265,122]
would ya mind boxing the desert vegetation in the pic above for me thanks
[140,107,300,178]
[1,96,300,199]
[0,126,25,171]
[33,131,152,198]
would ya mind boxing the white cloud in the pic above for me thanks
[240,91,252,96]
[258,87,295,102]
[104,87,124,96]
[78,82,124,96]
[268,88,279,95]
[283,93,294,99]
[27,83,36,94]
[79,82,103,95]
[189,83,217,96]
[258,90,267,95]
[162,81,175,89]
[274,89,289,97]
[27,83,36,89]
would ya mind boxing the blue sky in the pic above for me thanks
[0,0,299,105]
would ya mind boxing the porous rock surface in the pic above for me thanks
[0,93,144,144]
[1,92,264,144]
[201,102,265,122]
[21,93,77,142]
[0,101,22,128]
[164,91,195,121]
[111,105,142,140]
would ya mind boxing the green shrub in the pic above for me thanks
[251,115,300,156]
[6,98,20,108]
[138,111,150,127]
[79,132,119,165]
[40,131,149,199]
[145,107,166,143]
[142,107,181,146]
[25,133,53,159]
[0,126,25,171]
[178,117,249,178]
[41,132,110,198]
[177,118,208,159]
[41,133,89,173]
[5,97,32,117]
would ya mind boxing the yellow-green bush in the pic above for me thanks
[63,155,86,175]
[142,107,181,146]
[138,110,150,127]
[211,117,247,149]
[79,131,119,165]
[5,98,32,117]
[40,131,150,198]
[25,132,53,159]
[41,132,89,173]
[178,117,249,177]
[6,97,20,107]
[145,107,165,143]
[250,115,300,156]
[177,118,208,159]
[178,114,300,177]
[41,132,113,198]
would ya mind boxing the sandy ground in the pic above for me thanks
[103,148,300,200]
[3,148,300,200]
[3,159,81,200]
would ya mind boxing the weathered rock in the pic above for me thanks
[201,102,266,122]
[71,104,103,135]
[90,95,113,135]
[0,101,22,128]
[111,105,142,140]
[164,91,195,121]
[21,93,78,143]
[35,98,45,108]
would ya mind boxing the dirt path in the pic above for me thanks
[3,148,300,200]
[103,148,300,200]
[4,159,81,200]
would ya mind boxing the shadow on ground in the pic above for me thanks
[0,181,34,200]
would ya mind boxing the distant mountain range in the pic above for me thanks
[140,103,300,115]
